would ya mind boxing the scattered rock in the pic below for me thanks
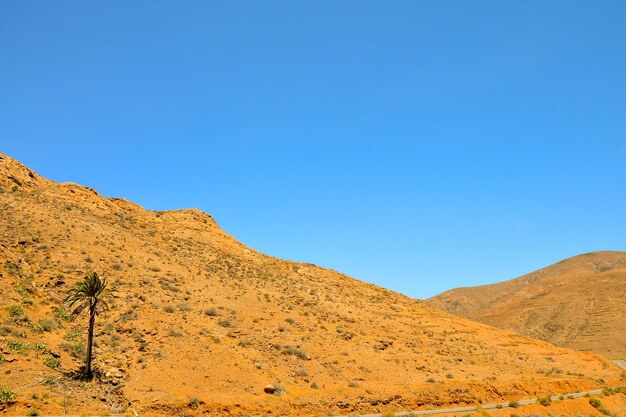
[263,384,276,394]
[105,368,124,378]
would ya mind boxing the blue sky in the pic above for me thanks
[1,1,625,298]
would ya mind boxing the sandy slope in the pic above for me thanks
[0,152,623,416]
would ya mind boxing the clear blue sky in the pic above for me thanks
[1,1,625,298]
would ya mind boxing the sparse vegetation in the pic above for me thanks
[1,154,624,416]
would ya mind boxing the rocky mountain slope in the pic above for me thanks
[427,251,626,359]
[0,152,623,416]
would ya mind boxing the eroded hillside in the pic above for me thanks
[0,152,624,416]
[427,251,626,359]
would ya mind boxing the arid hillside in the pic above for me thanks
[0,152,624,416]
[427,251,626,359]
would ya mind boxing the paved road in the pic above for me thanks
[338,388,606,417]
[613,360,626,372]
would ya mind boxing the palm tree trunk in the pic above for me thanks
[85,299,97,379]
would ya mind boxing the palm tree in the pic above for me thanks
[65,271,111,379]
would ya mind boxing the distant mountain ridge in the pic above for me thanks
[427,251,626,358]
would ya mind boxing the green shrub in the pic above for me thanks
[6,305,23,317]
[589,398,602,408]
[538,396,552,406]
[27,408,39,416]
[53,307,71,321]
[0,386,16,404]
[589,397,610,415]
[508,400,519,408]
[43,354,60,369]
[5,340,23,354]
[63,330,80,341]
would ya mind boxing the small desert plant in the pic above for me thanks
[204,308,218,316]
[6,305,23,317]
[589,397,610,415]
[43,354,60,369]
[381,412,395,417]
[508,400,519,408]
[282,346,307,360]
[60,341,86,359]
[27,408,40,416]
[0,386,16,404]
[5,340,24,354]
[187,396,199,410]
[168,328,183,337]
[37,318,60,332]
[538,396,552,406]
[63,330,80,341]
